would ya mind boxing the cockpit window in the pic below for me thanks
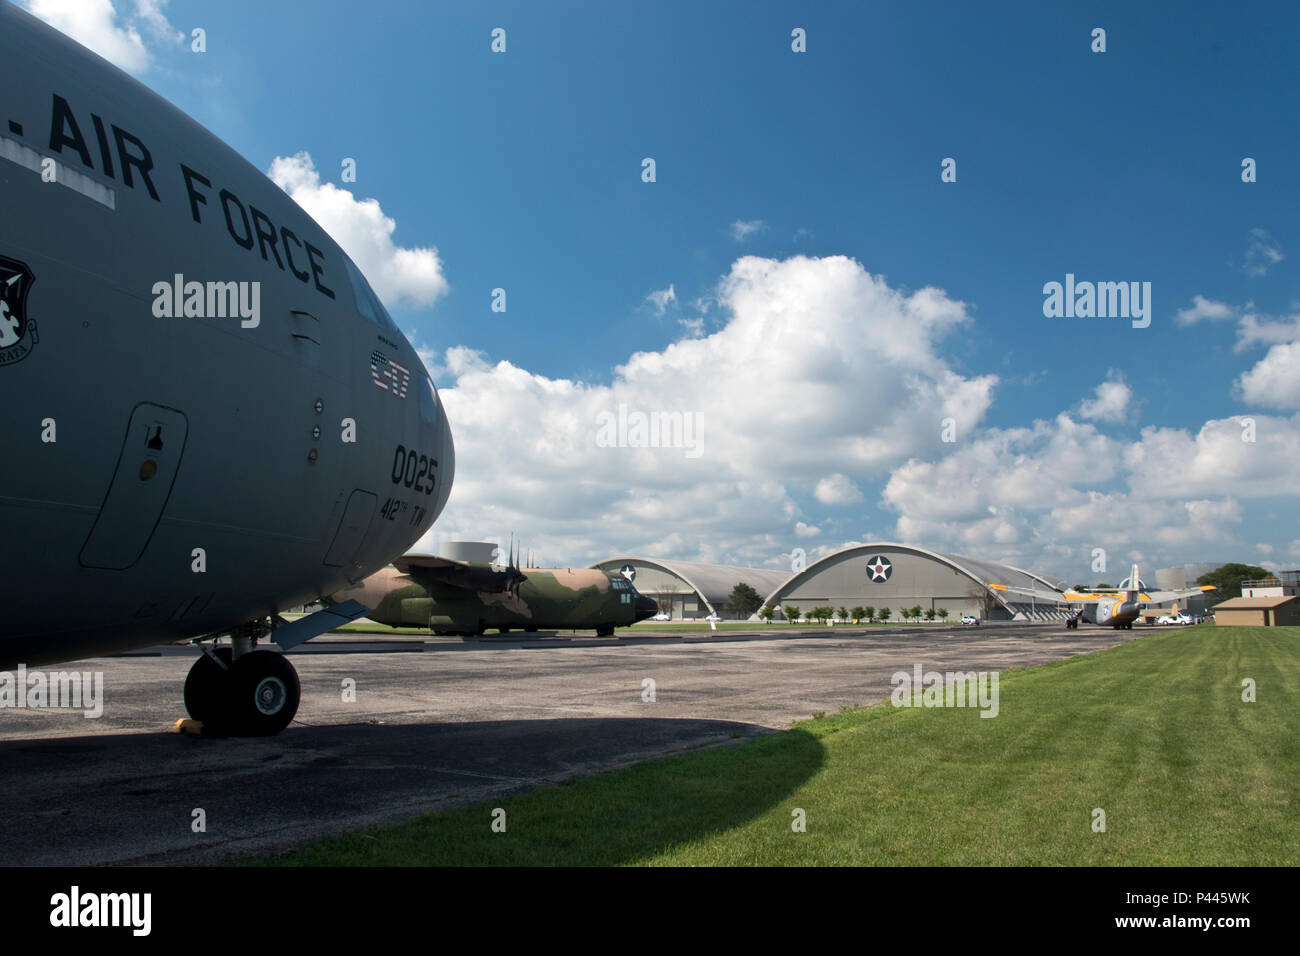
[418,374,439,425]
[344,257,401,335]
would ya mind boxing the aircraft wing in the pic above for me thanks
[1136,585,1217,605]
[988,583,1070,602]
[392,553,464,574]
[393,553,522,593]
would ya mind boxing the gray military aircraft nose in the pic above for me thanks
[634,595,659,622]
[0,5,455,733]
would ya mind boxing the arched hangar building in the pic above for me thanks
[592,545,1072,622]
[762,544,1072,622]
[588,557,789,621]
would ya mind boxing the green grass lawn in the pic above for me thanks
[324,619,908,636]
[260,625,1298,865]
[329,621,430,635]
[629,620,944,631]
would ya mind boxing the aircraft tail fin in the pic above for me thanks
[1126,563,1141,602]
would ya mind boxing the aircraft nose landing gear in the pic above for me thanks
[227,650,300,735]
[184,644,301,736]
[181,602,368,736]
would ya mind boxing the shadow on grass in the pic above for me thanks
[259,719,826,866]
[0,716,823,865]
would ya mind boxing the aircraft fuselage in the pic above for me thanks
[0,6,454,667]
[342,566,658,635]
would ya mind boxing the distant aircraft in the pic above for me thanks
[999,563,1214,630]
[333,549,660,636]
[0,5,454,733]
[991,563,1215,629]
[1060,565,1216,629]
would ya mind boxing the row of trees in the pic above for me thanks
[1196,563,1270,597]
[758,605,951,624]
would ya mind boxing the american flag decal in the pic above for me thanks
[370,351,411,398]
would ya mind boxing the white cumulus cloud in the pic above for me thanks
[1175,295,1237,325]
[413,255,996,567]
[876,406,1295,575]
[1172,294,1300,410]
[1236,343,1300,409]
[268,152,448,309]
[1124,414,1300,499]
[1078,374,1132,423]
[134,0,183,43]
[1235,308,1300,352]
[25,0,148,71]
[814,474,864,505]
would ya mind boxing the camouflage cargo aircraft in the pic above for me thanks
[0,6,454,734]
[333,551,659,636]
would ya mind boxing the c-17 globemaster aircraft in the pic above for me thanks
[333,549,660,637]
[0,5,454,733]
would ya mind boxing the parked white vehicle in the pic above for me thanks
[1157,614,1193,625]
[960,615,980,625]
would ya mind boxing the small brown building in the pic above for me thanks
[1212,595,1300,627]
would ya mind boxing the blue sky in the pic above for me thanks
[26,0,1300,581]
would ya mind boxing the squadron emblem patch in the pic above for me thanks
[0,255,37,366]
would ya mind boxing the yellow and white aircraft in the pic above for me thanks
[1062,565,1216,629]
[993,564,1215,629]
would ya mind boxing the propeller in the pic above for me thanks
[503,533,526,597]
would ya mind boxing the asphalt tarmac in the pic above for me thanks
[0,622,1140,865]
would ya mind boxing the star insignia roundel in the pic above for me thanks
[866,556,893,583]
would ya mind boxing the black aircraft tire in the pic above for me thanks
[525,627,539,633]
[596,625,614,637]
[223,650,301,736]
[183,648,234,724]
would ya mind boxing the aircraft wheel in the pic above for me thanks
[498,627,511,634]
[223,650,301,736]
[596,625,614,637]
[525,627,538,633]
[183,648,234,724]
